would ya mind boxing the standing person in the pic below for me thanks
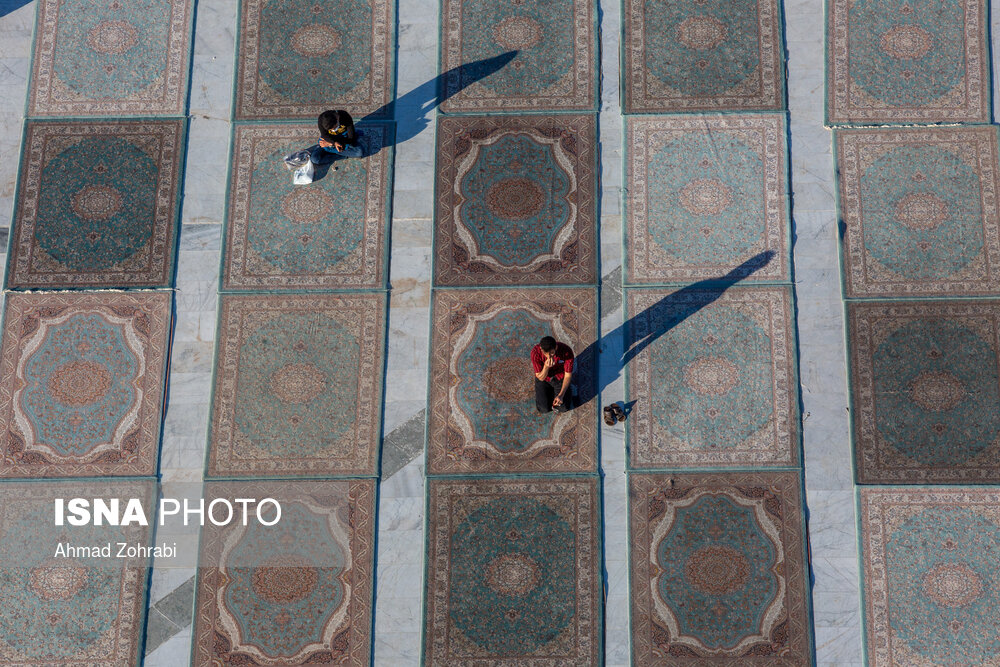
[531,336,574,413]
[312,109,363,164]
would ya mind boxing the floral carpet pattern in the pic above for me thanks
[626,286,799,469]
[623,0,784,112]
[848,300,1000,484]
[0,292,171,479]
[7,120,184,289]
[193,480,375,666]
[0,480,153,666]
[837,126,1000,297]
[424,477,600,665]
[207,293,385,478]
[27,0,193,116]
[427,288,597,474]
[434,115,597,286]
[439,0,595,112]
[235,0,394,119]
[222,123,392,290]
[626,115,789,285]
[860,488,1000,666]
[826,0,989,124]
[630,472,811,663]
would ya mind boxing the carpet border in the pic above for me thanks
[619,0,788,114]
[626,469,815,664]
[621,112,793,288]
[203,291,388,479]
[25,0,195,118]
[230,0,397,121]
[3,118,188,291]
[217,120,395,292]
[622,284,802,471]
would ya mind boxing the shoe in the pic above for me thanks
[603,406,617,426]
[610,404,626,422]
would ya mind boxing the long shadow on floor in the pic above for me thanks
[0,0,31,17]
[362,50,517,144]
[311,51,517,181]
[575,251,776,408]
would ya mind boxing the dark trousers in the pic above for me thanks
[535,377,570,413]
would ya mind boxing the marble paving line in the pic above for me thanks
[786,0,863,660]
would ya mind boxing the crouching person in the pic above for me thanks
[531,336,574,413]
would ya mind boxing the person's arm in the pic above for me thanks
[553,371,572,405]
[535,355,553,381]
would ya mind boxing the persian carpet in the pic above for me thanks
[27,0,193,116]
[0,480,154,666]
[424,477,601,665]
[860,488,1000,666]
[622,0,784,112]
[625,114,789,285]
[438,0,596,112]
[629,471,812,663]
[193,480,375,666]
[0,291,172,478]
[836,127,1000,297]
[626,286,799,469]
[826,0,989,124]
[847,300,1000,484]
[427,288,597,474]
[234,0,394,119]
[207,293,385,478]
[434,115,597,287]
[7,120,184,289]
[222,123,392,291]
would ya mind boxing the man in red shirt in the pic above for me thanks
[531,336,574,413]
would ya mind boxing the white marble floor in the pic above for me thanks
[4,0,1000,663]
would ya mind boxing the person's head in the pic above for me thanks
[539,336,557,357]
[318,110,343,135]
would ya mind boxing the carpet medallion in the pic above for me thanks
[434,115,597,286]
[27,0,193,116]
[207,293,385,478]
[626,287,798,469]
[428,288,597,474]
[630,472,811,663]
[848,301,1000,484]
[837,127,1000,297]
[827,0,989,123]
[0,480,153,666]
[0,291,171,478]
[222,124,391,290]
[623,0,783,112]
[626,115,789,285]
[193,480,375,666]
[861,488,1000,665]
[424,477,600,665]
[439,0,595,112]
[8,121,183,289]
[235,0,394,119]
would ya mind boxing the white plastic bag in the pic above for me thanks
[293,161,315,185]
[283,149,312,170]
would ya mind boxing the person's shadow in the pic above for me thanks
[362,50,517,144]
[0,0,31,18]
[574,251,776,409]
[310,51,517,181]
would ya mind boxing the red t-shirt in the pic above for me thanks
[531,343,575,381]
